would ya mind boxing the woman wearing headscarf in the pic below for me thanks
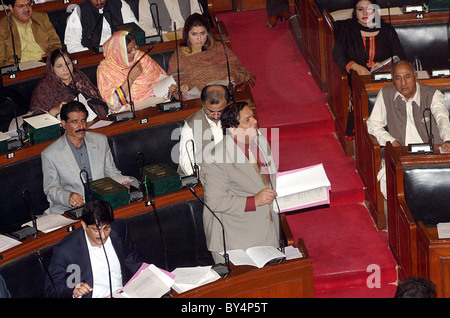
[30,48,108,121]
[167,13,254,97]
[97,31,166,112]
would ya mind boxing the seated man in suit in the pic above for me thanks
[366,60,450,198]
[0,0,62,67]
[41,100,133,214]
[200,102,279,262]
[45,200,144,298]
[64,0,138,53]
[178,84,230,176]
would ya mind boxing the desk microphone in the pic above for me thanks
[36,249,59,298]
[80,169,93,202]
[189,186,231,277]
[88,13,104,42]
[0,0,19,74]
[214,16,234,102]
[135,152,169,270]
[3,96,24,150]
[11,189,38,240]
[157,22,183,112]
[423,107,434,145]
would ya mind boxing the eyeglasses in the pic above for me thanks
[127,45,139,55]
[14,1,34,9]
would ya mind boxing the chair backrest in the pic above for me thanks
[0,244,54,298]
[108,121,183,178]
[0,155,49,233]
[394,21,449,71]
[403,164,450,227]
[124,199,214,271]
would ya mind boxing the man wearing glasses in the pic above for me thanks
[177,84,231,176]
[44,200,144,298]
[0,0,62,67]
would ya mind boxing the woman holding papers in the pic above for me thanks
[167,13,255,97]
[332,0,405,76]
[97,31,167,112]
[30,48,108,121]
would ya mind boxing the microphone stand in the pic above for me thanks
[136,152,169,270]
[11,189,38,240]
[214,16,234,102]
[36,249,59,298]
[189,186,231,277]
[3,96,23,150]
[95,218,114,299]
[0,0,19,75]
[156,22,183,112]
[108,44,154,122]
[147,3,163,43]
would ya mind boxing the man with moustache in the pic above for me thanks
[41,101,130,214]
[0,0,62,67]
[200,102,280,262]
[45,200,144,298]
[64,0,138,53]
[367,60,450,198]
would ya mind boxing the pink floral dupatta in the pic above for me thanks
[97,31,166,111]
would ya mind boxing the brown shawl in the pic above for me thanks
[167,42,255,91]
[30,57,108,118]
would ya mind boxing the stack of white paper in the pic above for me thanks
[275,163,331,212]
[437,223,450,239]
[22,214,76,233]
[171,266,221,294]
[115,264,174,298]
[23,113,60,129]
[0,235,21,253]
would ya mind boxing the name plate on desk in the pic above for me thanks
[373,73,392,81]
[408,143,434,154]
[143,163,181,197]
[90,177,130,209]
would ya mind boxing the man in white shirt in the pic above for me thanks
[44,200,144,298]
[138,0,202,37]
[64,0,138,53]
[178,84,230,176]
[366,60,450,198]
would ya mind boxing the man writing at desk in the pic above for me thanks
[41,100,132,214]
[367,60,450,198]
[0,0,62,67]
[200,102,279,262]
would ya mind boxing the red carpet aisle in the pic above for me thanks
[217,9,398,297]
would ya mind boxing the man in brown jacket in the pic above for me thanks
[0,0,62,67]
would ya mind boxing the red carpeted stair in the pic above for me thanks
[218,8,398,298]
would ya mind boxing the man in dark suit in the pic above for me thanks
[44,200,143,298]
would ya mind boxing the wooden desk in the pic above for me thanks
[1,83,255,166]
[384,143,450,295]
[175,239,314,298]
[352,74,450,230]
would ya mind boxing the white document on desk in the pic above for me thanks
[116,264,174,298]
[275,163,331,213]
[22,214,76,233]
[0,235,21,253]
[171,266,221,294]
